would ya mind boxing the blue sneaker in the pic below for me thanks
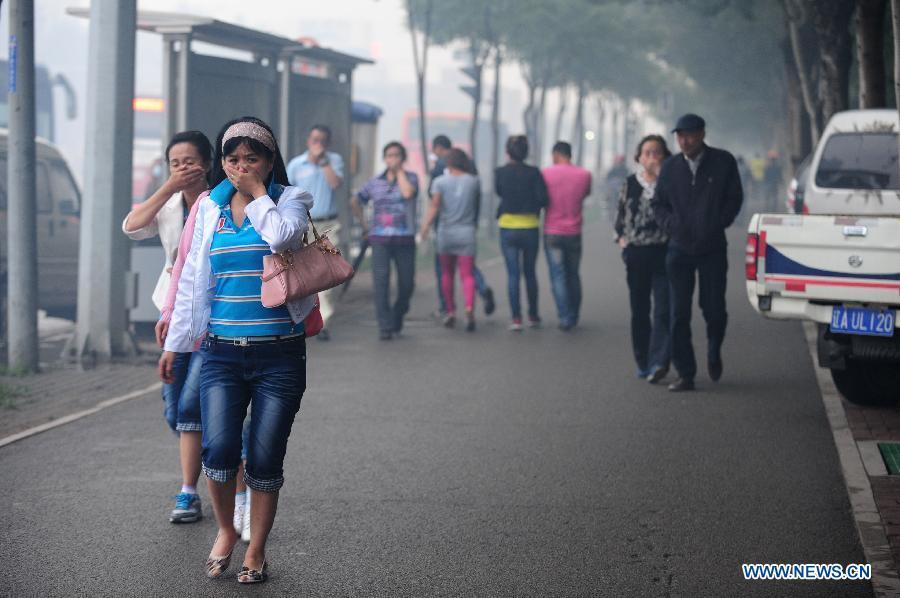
[170,492,202,523]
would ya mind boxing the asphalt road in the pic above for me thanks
[0,219,872,597]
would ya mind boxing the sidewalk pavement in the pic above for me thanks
[843,399,900,573]
[0,346,161,439]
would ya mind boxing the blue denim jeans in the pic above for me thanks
[499,228,540,320]
[544,234,582,327]
[161,351,202,433]
[199,336,306,492]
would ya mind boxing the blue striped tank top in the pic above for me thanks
[208,183,302,337]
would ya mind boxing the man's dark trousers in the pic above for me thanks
[666,247,728,381]
[372,243,416,334]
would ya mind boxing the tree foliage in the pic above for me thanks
[406,0,881,157]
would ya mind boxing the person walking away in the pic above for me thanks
[160,117,314,583]
[286,124,344,341]
[541,141,592,331]
[429,135,452,319]
[420,148,480,331]
[351,142,419,340]
[614,135,672,382]
[652,114,743,392]
[123,130,211,524]
[429,134,496,319]
[494,135,548,331]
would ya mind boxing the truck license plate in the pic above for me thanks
[830,306,895,337]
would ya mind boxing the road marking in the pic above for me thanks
[0,382,162,449]
[802,322,900,596]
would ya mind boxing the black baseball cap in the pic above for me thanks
[672,113,706,133]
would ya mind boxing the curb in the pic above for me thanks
[803,322,900,595]
[0,382,162,450]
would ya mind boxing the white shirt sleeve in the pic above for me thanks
[121,212,159,240]
[244,186,313,253]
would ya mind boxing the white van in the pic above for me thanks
[0,131,81,319]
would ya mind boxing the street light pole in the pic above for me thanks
[71,0,137,361]
[6,0,39,372]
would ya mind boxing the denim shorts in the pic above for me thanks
[161,351,203,433]
[199,336,306,492]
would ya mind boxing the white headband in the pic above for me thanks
[222,122,276,153]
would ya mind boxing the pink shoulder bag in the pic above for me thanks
[260,213,354,308]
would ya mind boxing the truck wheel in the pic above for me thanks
[831,362,900,407]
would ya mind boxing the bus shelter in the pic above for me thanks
[68,8,371,228]
[67,9,372,325]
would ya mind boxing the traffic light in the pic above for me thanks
[460,65,481,102]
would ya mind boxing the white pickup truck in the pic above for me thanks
[746,109,900,406]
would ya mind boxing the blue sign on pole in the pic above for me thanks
[8,34,17,93]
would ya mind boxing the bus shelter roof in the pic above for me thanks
[66,8,373,68]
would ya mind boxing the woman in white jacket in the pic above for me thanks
[159,117,314,584]
[123,130,211,524]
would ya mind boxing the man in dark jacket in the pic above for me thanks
[652,114,743,391]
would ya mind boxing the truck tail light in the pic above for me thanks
[745,233,759,281]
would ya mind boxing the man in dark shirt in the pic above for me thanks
[652,114,743,391]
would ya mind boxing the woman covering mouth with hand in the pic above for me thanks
[159,116,314,585]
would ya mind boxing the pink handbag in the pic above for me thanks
[260,215,354,308]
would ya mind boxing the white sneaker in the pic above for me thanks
[241,493,252,543]
[233,493,246,534]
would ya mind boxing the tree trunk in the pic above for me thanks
[535,81,548,164]
[522,68,537,150]
[893,0,900,175]
[783,0,821,144]
[488,46,501,238]
[782,38,811,166]
[468,60,483,165]
[610,101,619,159]
[594,95,605,175]
[572,83,587,166]
[554,86,568,143]
[894,0,900,113]
[808,0,855,124]
[408,0,433,176]
[857,0,887,108]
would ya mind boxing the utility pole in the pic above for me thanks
[6,0,38,372]
[70,0,137,361]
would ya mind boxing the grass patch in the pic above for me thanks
[0,365,32,378]
[0,382,23,409]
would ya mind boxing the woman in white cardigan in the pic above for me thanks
[122,130,211,524]
[160,117,314,584]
